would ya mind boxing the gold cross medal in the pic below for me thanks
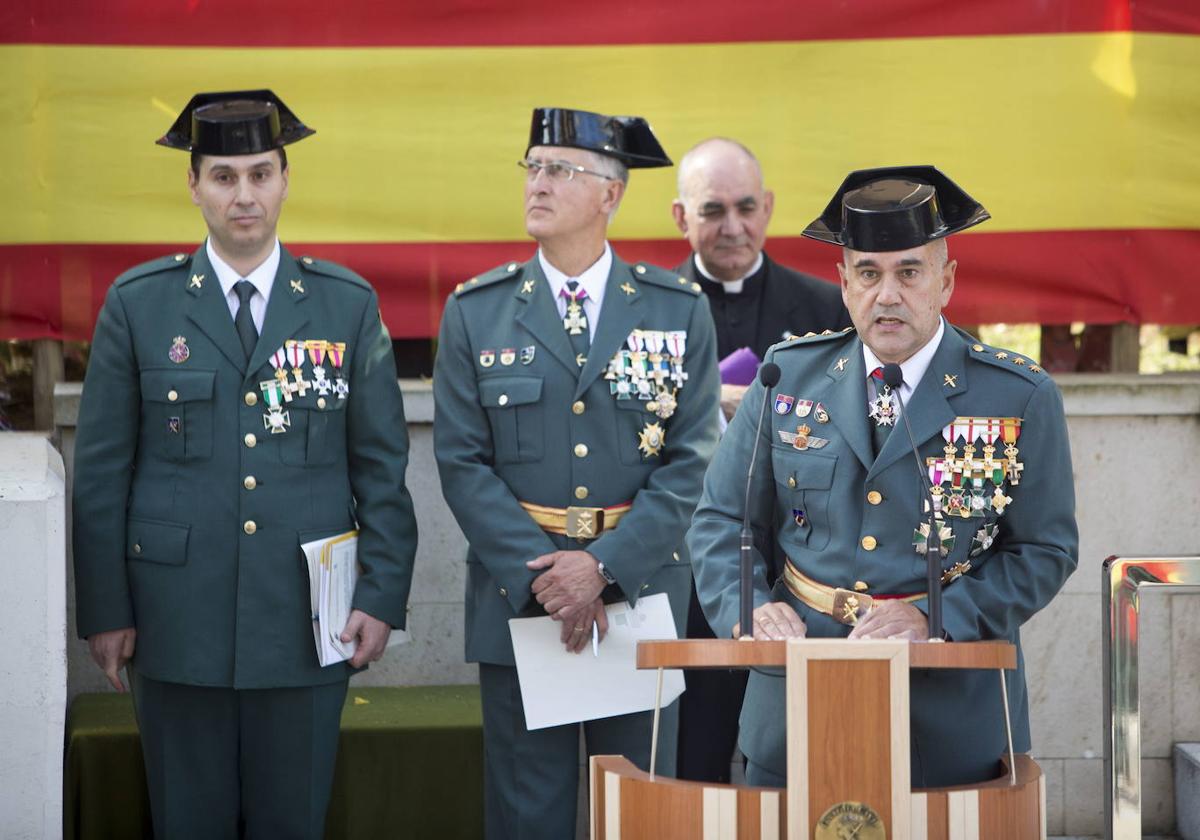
[637,421,665,458]
[268,347,295,402]
[259,379,291,434]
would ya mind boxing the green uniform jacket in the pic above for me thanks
[687,323,1078,786]
[73,245,418,689]
[433,255,721,666]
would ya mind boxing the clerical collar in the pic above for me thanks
[694,252,764,294]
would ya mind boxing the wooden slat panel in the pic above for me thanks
[637,640,1015,671]
[925,792,949,840]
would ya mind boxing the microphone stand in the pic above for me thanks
[883,365,943,641]
[740,363,780,639]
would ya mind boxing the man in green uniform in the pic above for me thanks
[73,90,418,839]
[433,107,720,838]
[688,166,1078,788]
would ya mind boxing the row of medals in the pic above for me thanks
[603,328,688,458]
[258,339,350,434]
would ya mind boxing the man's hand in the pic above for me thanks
[340,609,393,668]
[720,384,749,420]
[527,550,607,618]
[558,597,609,654]
[88,627,136,692]
[733,601,807,640]
[848,601,929,641]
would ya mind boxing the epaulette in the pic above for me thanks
[297,255,370,289]
[454,261,524,296]
[114,251,192,287]
[632,263,702,295]
[773,325,856,351]
[966,340,1047,379]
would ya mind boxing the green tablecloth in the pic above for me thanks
[65,685,485,839]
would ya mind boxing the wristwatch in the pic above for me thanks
[596,561,617,585]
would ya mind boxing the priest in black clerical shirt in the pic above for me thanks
[669,137,850,784]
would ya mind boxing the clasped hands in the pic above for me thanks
[528,550,609,654]
[733,600,928,641]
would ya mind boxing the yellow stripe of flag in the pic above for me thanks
[2,33,1198,245]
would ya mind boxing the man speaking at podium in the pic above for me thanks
[687,166,1078,788]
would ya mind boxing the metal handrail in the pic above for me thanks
[1103,556,1200,839]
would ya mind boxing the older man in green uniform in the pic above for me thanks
[434,107,720,838]
[688,166,1078,788]
[73,90,418,839]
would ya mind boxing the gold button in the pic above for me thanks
[574,486,588,500]
[787,477,797,489]
[636,265,647,275]
[133,543,142,554]
[499,587,508,597]
[641,583,650,590]
[243,520,257,535]
[861,536,878,551]
[854,581,869,592]
[245,391,258,406]
[167,389,179,402]
[243,476,257,490]
[574,443,588,458]
[244,433,257,448]
[673,552,680,562]
[498,394,509,406]
[572,401,585,415]
[302,256,314,265]
[173,254,185,262]
[867,490,883,505]
[973,343,984,352]
[317,397,327,409]
[507,263,518,272]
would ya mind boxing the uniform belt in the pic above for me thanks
[782,558,924,626]
[518,501,632,540]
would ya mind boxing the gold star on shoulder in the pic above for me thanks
[943,374,958,388]
[1030,365,1043,373]
[290,279,305,294]
[995,351,1008,360]
[189,273,204,289]
[1013,357,1026,366]
[835,358,849,372]
[521,280,535,294]
[620,282,636,296]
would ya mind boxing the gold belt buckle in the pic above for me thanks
[565,506,603,539]
[831,589,875,625]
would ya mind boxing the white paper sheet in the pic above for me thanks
[508,592,685,730]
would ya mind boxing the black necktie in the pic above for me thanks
[869,367,893,458]
[233,280,258,360]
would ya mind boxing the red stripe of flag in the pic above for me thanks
[3,229,1199,341]
[3,0,1197,47]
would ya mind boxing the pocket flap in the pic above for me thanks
[479,376,543,408]
[126,516,191,565]
[774,450,837,490]
[140,369,216,404]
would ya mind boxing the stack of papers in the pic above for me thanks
[508,593,685,730]
[300,530,409,667]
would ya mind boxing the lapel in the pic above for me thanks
[575,257,644,398]
[245,247,312,378]
[514,258,580,377]
[867,326,969,480]
[816,336,874,472]
[183,246,247,371]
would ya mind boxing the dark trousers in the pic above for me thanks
[131,670,348,840]
[479,662,678,840]
[675,582,747,783]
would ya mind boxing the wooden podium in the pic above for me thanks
[590,639,1044,839]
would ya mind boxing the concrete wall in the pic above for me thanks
[55,373,1200,835]
[0,435,67,840]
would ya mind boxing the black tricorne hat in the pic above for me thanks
[527,107,672,169]
[156,89,315,155]
[803,165,989,252]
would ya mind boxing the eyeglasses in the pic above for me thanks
[518,158,615,183]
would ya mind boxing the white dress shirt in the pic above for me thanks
[861,317,946,417]
[538,244,612,340]
[207,238,281,334]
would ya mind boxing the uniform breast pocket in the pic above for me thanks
[279,396,348,467]
[139,369,216,462]
[773,448,837,550]
[613,399,660,466]
[479,376,544,464]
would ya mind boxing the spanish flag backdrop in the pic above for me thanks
[2,0,1198,340]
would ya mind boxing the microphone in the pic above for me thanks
[881,363,944,641]
[740,362,781,640]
